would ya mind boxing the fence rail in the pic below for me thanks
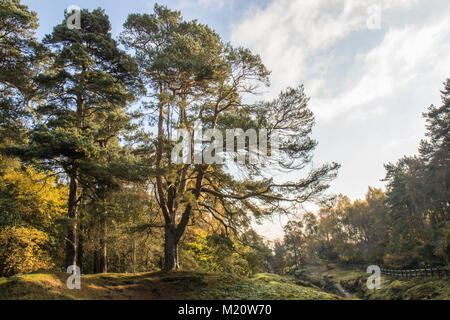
[379,267,449,278]
[338,263,450,279]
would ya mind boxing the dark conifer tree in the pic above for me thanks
[9,8,141,270]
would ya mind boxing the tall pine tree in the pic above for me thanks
[0,0,41,145]
[122,5,339,271]
[10,8,141,270]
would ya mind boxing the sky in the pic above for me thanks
[22,0,450,240]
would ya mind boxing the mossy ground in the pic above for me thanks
[2,267,447,300]
[0,271,340,300]
[362,276,450,300]
[325,267,449,300]
[294,264,449,300]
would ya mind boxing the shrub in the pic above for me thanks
[0,226,53,277]
[435,222,450,264]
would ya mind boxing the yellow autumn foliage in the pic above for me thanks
[186,228,254,275]
[0,226,54,277]
[0,166,67,227]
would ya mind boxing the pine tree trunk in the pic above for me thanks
[132,236,136,274]
[77,222,83,272]
[65,173,78,268]
[93,250,98,274]
[164,225,179,271]
[99,217,107,273]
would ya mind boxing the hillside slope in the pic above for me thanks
[0,272,341,300]
[295,265,450,300]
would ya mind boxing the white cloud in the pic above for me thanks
[178,0,235,10]
[198,0,233,7]
[230,0,450,123]
[313,17,450,122]
[383,136,420,151]
[229,0,450,223]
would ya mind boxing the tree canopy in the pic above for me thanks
[0,1,447,279]
[121,4,339,271]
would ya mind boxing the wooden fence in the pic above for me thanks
[338,263,450,278]
[379,267,449,278]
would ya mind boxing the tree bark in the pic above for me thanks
[132,236,136,274]
[65,173,78,269]
[164,224,179,271]
[77,221,83,272]
[66,64,84,271]
[99,217,107,273]
[93,250,98,274]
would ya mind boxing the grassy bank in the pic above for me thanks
[0,271,340,300]
[294,264,450,300]
[340,274,450,300]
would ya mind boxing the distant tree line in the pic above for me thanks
[276,81,449,272]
